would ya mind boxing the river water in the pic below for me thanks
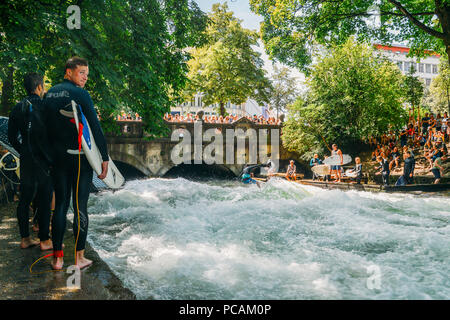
[85,178,450,299]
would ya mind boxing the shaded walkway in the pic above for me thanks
[0,203,135,300]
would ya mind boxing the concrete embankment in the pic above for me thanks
[0,202,136,300]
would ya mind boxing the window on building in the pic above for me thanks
[404,62,410,72]
[419,63,424,73]
[432,64,438,74]
[425,64,431,73]
[425,78,431,86]
[397,61,403,71]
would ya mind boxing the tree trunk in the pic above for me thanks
[0,67,14,116]
[219,102,226,117]
[447,84,450,115]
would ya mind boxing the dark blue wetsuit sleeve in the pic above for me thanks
[7,105,22,154]
[79,91,109,161]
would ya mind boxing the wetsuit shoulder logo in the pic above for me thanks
[46,90,70,99]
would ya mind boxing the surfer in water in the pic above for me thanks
[45,56,109,270]
[330,144,343,183]
[239,163,269,187]
[8,73,54,251]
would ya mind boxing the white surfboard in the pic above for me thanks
[323,154,352,166]
[311,164,330,176]
[345,169,358,178]
[71,101,124,189]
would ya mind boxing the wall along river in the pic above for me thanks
[82,178,450,299]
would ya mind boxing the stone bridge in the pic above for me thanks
[106,118,299,177]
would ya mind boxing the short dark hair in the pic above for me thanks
[65,56,88,73]
[24,73,44,95]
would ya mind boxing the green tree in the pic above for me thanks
[0,0,207,136]
[429,58,450,113]
[184,3,272,116]
[402,65,424,115]
[269,65,299,119]
[250,0,450,73]
[282,38,407,159]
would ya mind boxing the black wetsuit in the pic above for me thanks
[403,156,415,185]
[377,159,390,186]
[44,79,108,254]
[8,94,52,241]
[239,164,268,183]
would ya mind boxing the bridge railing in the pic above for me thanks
[109,120,281,139]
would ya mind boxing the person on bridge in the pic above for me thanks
[44,56,109,270]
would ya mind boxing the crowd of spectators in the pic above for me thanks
[368,111,449,184]
[163,113,281,125]
[115,111,282,125]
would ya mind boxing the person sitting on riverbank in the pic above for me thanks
[309,154,323,181]
[426,145,443,169]
[430,156,445,184]
[348,157,363,184]
[390,147,401,170]
[286,160,297,181]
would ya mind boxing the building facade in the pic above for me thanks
[374,44,441,87]
[170,93,266,117]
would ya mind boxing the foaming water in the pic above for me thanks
[86,178,450,299]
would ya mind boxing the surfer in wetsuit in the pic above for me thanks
[8,73,54,251]
[239,163,269,187]
[44,56,109,270]
[376,155,390,186]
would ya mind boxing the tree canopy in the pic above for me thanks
[402,65,425,114]
[282,38,407,159]
[429,57,450,113]
[250,0,450,73]
[184,3,272,116]
[269,65,299,119]
[0,0,207,135]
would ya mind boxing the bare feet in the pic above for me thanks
[20,237,39,249]
[52,257,64,270]
[40,239,53,251]
[76,250,93,269]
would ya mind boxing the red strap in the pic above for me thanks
[69,119,84,151]
[53,250,64,258]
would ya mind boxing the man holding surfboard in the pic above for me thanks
[45,57,109,270]
[330,144,343,183]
